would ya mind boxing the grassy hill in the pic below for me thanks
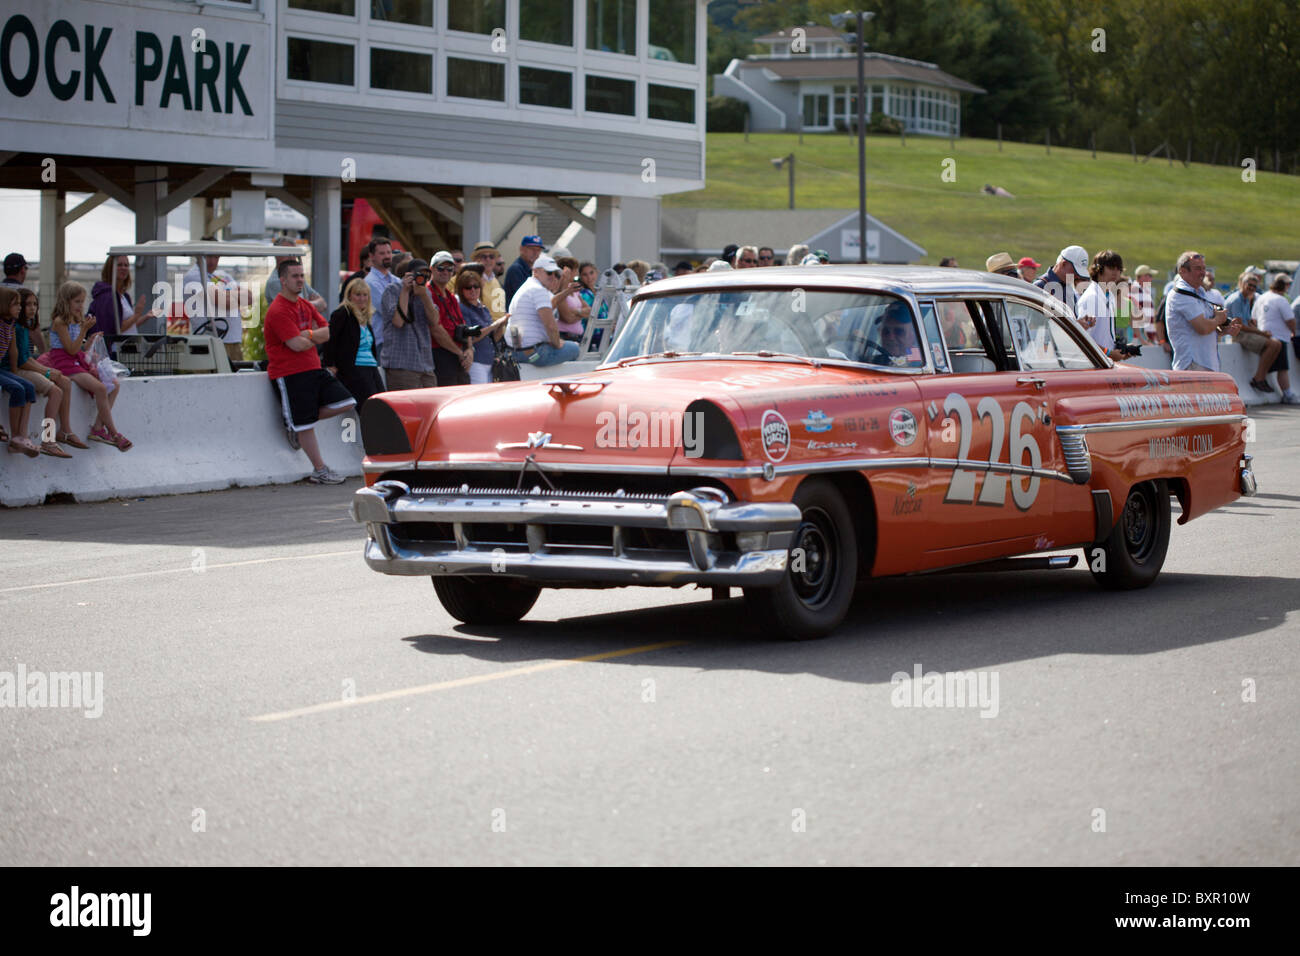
[667,133,1299,281]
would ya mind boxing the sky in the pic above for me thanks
[0,189,193,264]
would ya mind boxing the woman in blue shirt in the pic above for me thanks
[324,278,383,406]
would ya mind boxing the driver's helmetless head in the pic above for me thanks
[880,302,915,355]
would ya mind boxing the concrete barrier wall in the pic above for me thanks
[1126,342,1284,407]
[1,373,363,507]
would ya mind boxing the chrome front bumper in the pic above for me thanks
[351,480,802,587]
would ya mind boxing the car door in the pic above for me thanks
[913,298,1063,559]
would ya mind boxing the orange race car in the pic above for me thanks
[351,267,1256,639]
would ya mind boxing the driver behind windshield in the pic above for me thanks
[877,302,924,366]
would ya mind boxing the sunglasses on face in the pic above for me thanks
[434,264,454,272]
[461,284,481,292]
[739,258,757,265]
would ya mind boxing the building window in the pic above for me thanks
[370,0,432,27]
[585,74,635,115]
[287,37,355,85]
[520,0,573,46]
[448,0,505,35]
[519,66,572,108]
[587,0,636,56]
[447,57,505,101]
[648,83,693,123]
[371,47,432,94]
[289,0,355,15]
[648,0,694,64]
[802,93,828,128]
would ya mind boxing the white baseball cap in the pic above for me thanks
[534,254,560,273]
[1059,245,1089,275]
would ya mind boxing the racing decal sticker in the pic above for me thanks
[801,410,833,432]
[1148,434,1213,458]
[807,440,858,450]
[761,409,791,462]
[888,407,918,446]
[941,392,1044,510]
[1114,392,1234,418]
[892,482,922,516]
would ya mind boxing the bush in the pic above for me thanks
[868,111,903,134]
[707,96,749,133]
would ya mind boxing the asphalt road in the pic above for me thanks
[2,408,1298,866]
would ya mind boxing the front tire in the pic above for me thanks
[432,576,541,625]
[1088,480,1171,590]
[744,480,858,640]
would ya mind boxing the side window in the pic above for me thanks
[1005,300,1097,370]
[935,300,981,355]
[917,301,949,371]
[980,300,1020,370]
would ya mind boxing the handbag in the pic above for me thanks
[492,337,520,382]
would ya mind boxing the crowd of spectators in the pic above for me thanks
[6,229,1300,472]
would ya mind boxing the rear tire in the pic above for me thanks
[1088,480,1171,590]
[432,576,541,625]
[744,480,858,640]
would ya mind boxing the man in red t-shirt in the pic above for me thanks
[264,258,355,484]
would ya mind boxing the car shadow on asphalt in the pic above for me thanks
[399,569,1299,685]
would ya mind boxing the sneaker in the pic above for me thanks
[285,425,301,450]
[308,466,345,484]
[1249,379,1275,393]
[1282,391,1300,405]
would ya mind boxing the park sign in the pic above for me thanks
[0,0,272,167]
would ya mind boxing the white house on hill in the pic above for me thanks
[717,25,983,137]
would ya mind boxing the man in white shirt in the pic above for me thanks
[1075,249,1129,361]
[1252,273,1298,403]
[363,238,399,361]
[507,254,581,368]
[1165,251,1240,373]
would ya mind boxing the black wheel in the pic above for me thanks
[432,576,541,625]
[1088,479,1171,590]
[744,480,858,640]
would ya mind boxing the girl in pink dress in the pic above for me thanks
[40,281,132,451]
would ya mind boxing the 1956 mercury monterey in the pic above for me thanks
[351,267,1255,638]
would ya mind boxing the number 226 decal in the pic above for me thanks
[941,393,1043,510]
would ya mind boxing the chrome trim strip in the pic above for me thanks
[927,458,1075,484]
[363,458,417,473]
[409,455,1077,482]
[495,442,585,451]
[672,456,1074,483]
[1057,414,1246,434]
[415,460,672,474]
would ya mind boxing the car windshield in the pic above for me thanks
[603,289,925,368]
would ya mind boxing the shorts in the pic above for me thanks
[1270,344,1289,372]
[1238,331,1268,354]
[272,368,355,431]
[16,368,55,396]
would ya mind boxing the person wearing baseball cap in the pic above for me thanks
[506,253,581,368]
[1017,256,1041,283]
[504,234,546,305]
[1034,244,1089,311]
[985,252,1018,277]
[2,253,28,288]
